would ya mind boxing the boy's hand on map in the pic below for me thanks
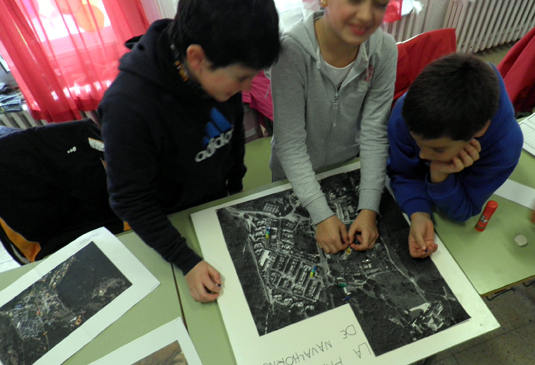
[315,215,349,254]
[185,261,222,303]
[408,213,438,258]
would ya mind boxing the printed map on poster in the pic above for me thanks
[192,163,499,365]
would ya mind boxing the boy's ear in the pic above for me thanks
[185,45,207,72]
[474,120,491,138]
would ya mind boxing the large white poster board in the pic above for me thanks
[0,227,160,365]
[191,163,499,365]
[89,318,202,365]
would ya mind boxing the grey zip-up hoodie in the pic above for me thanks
[270,11,397,225]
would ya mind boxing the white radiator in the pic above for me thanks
[0,104,46,129]
[444,0,535,54]
[0,106,100,129]
[381,0,429,42]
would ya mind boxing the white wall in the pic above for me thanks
[147,0,316,31]
[148,0,452,34]
[140,0,179,22]
[0,56,15,87]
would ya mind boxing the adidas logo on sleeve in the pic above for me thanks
[195,107,234,162]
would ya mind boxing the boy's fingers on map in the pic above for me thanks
[208,281,222,294]
[415,235,427,251]
[207,265,221,285]
[429,243,439,254]
[198,289,219,303]
[408,231,429,257]
[186,261,221,302]
[409,244,427,258]
[413,241,438,259]
[198,276,220,301]
[205,265,222,295]
[189,280,219,302]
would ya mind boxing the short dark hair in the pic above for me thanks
[402,53,500,141]
[169,0,281,70]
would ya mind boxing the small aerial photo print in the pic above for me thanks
[0,242,132,365]
[133,341,187,365]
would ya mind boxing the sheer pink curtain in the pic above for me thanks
[0,0,149,123]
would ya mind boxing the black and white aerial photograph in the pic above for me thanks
[0,242,132,365]
[216,170,470,356]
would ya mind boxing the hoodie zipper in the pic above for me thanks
[319,44,365,166]
[324,90,339,166]
[332,91,340,127]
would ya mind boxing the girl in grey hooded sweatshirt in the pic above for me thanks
[270,0,397,255]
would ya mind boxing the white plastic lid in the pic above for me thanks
[514,235,528,247]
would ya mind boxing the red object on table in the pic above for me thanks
[475,201,499,232]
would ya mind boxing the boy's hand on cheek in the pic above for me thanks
[457,138,481,168]
[430,139,481,183]
[466,138,482,155]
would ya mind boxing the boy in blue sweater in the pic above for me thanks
[387,53,523,258]
[99,0,280,302]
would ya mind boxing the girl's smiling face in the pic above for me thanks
[323,0,390,46]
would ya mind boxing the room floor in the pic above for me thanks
[427,281,535,365]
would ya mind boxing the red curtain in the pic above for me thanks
[384,0,403,23]
[0,0,149,123]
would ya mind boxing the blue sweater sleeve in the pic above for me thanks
[424,152,518,221]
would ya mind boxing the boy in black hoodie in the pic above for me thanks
[99,0,281,302]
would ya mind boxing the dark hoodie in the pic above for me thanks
[99,19,246,273]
